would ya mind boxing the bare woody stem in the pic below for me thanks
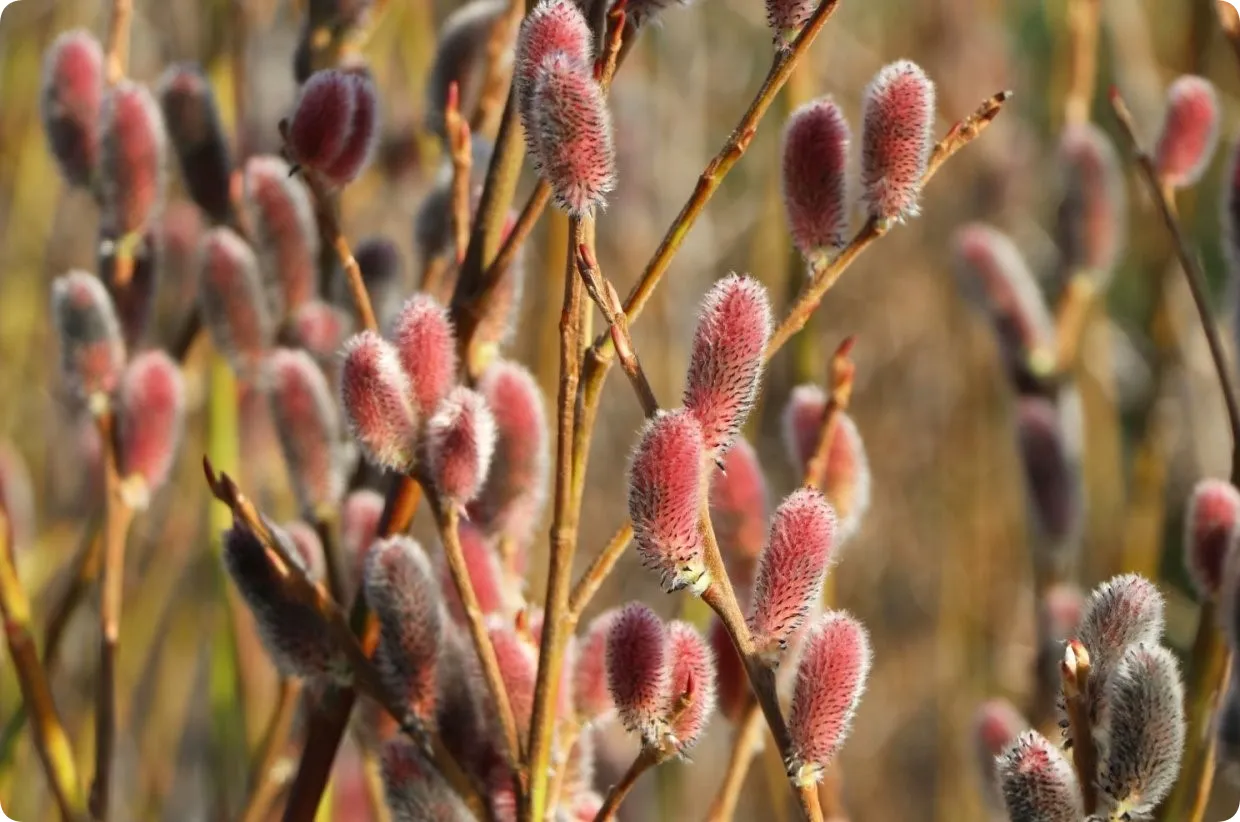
[568,525,634,621]
[803,336,856,491]
[703,703,764,822]
[445,84,474,265]
[104,0,133,85]
[525,216,588,822]
[1063,0,1101,127]
[1061,640,1098,814]
[592,747,660,822]
[0,509,86,821]
[471,0,525,136]
[239,679,303,822]
[434,499,524,772]
[89,409,136,822]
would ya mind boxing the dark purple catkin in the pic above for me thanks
[381,738,475,822]
[98,222,158,350]
[1015,396,1081,562]
[425,0,509,139]
[607,602,672,746]
[860,60,935,223]
[1055,123,1127,282]
[197,226,275,378]
[99,81,168,237]
[286,69,380,187]
[42,30,104,189]
[514,0,592,137]
[51,270,126,404]
[995,730,1084,822]
[265,349,346,517]
[709,437,770,590]
[684,274,773,460]
[781,98,851,264]
[529,53,616,216]
[116,351,186,506]
[365,537,444,725]
[243,155,320,319]
[1095,643,1186,818]
[157,63,233,223]
[628,409,710,594]
[222,523,346,681]
[748,489,836,662]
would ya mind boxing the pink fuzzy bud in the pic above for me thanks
[529,53,616,217]
[709,438,769,589]
[748,489,836,662]
[1016,397,1081,559]
[150,202,204,328]
[1184,479,1240,600]
[996,730,1084,822]
[628,409,710,594]
[244,155,320,318]
[973,699,1028,809]
[157,63,233,223]
[289,299,352,366]
[340,330,419,471]
[469,360,550,546]
[0,443,35,552]
[663,621,716,753]
[51,270,126,402]
[441,521,507,623]
[281,520,327,583]
[566,791,603,821]
[574,609,618,723]
[786,611,871,786]
[198,227,273,377]
[1056,123,1127,280]
[708,617,749,723]
[100,81,168,236]
[365,536,444,724]
[352,236,410,333]
[381,738,475,821]
[265,349,345,516]
[426,386,496,507]
[1095,643,1186,818]
[766,0,816,41]
[42,30,104,189]
[117,351,185,502]
[607,603,672,745]
[1153,75,1219,190]
[342,489,384,595]
[425,0,509,139]
[781,98,851,263]
[223,524,346,681]
[952,224,1055,391]
[490,623,538,738]
[287,69,379,187]
[393,294,459,419]
[860,60,935,222]
[684,274,772,460]
[514,0,592,136]
[1076,574,1165,679]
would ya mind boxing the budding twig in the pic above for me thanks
[238,679,302,822]
[0,509,86,821]
[445,84,474,266]
[90,409,136,822]
[104,0,133,85]
[1060,639,1098,814]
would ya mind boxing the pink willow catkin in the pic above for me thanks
[786,610,871,786]
[197,227,274,379]
[116,350,186,505]
[996,730,1084,822]
[574,609,619,724]
[860,60,935,222]
[99,80,168,237]
[51,270,126,402]
[425,386,496,508]
[264,348,345,516]
[781,97,850,264]
[286,68,380,186]
[1056,122,1126,282]
[1183,478,1240,600]
[1153,75,1219,190]
[683,274,772,461]
[662,621,717,753]
[244,155,320,319]
[514,0,592,143]
[607,602,672,746]
[709,437,770,589]
[41,29,104,189]
[340,330,419,471]
[393,294,459,420]
[628,409,709,594]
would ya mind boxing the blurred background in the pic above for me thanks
[2,0,1240,819]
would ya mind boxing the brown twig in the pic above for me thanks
[471,0,524,136]
[803,337,856,491]
[89,410,136,822]
[592,746,660,822]
[279,122,379,333]
[445,83,474,266]
[433,498,524,772]
[239,679,303,822]
[1060,640,1098,814]
[544,720,582,816]
[1064,0,1101,127]
[0,509,87,821]
[576,243,659,417]
[525,216,588,822]
[703,703,764,822]
[768,90,1012,356]
[567,525,634,621]
[1053,275,1099,373]
[104,0,133,85]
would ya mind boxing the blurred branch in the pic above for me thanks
[703,703,764,822]
[803,337,856,491]
[0,509,87,821]
[445,84,474,266]
[566,524,633,620]
[471,0,524,136]
[105,0,133,85]
[594,747,660,821]
[239,679,302,822]
[1064,0,1101,126]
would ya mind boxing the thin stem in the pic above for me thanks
[0,509,86,821]
[544,720,582,816]
[239,679,303,822]
[104,0,133,85]
[525,216,587,822]
[1053,275,1099,373]
[435,500,524,771]
[592,747,659,822]
[567,523,633,621]
[703,703,764,822]
[471,0,524,136]
[90,410,136,822]
[802,337,855,491]
[445,83,474,265]
[1061,640,1098,814]
[1063,0,1101,127]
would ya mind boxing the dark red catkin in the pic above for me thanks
[1183,479,1240,600]
[264,348,346,517]
[1015,396,1082,569]
[99,80,169,238]
[42,29,104,190]
[1055,123,1126,283]
[116,351,186,508]
[709,437,770,590]
[51,269,126,405]
[197,227,275,379]
[859,60,935,223]
[156,63,233,223]
[1153,75,1220,190]
[781,97,851,267]
[286,69,380,187]
[243,155,320,319]
[606,602,671,746]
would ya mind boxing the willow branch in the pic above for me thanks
[703,703,764,822]
[803,336,855,491]
[471,0,524,136]
[0,509,86,821]
[1064,0,1101,127]
[445,84,474,265]
[104,0,133,85]
[1061,640,1098,814]
[239,679,302,822]
[567,524,634,621]
[592,747,659,822]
